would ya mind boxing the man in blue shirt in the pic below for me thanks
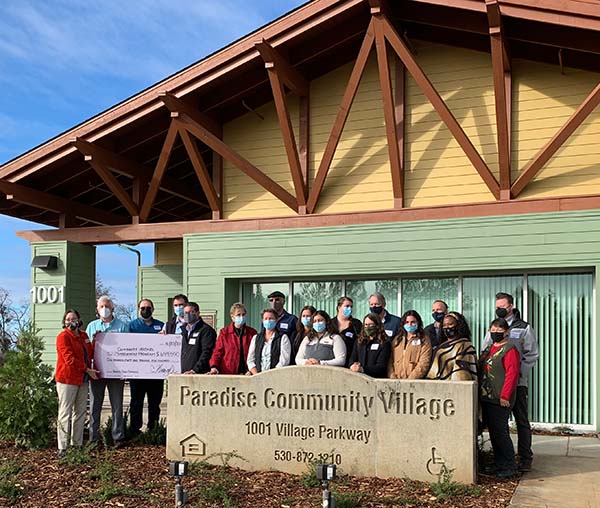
[268,290,298,335]
[368,292,401,339]
[128,298,165,437]
[86,295,129,447]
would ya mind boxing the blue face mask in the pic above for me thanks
[313,321,326,333]
[404,323,418,334]
[342,306,352,318]
[263,319,276,331]
[301,316,311,327]
[370,306,383,315]
[234,315,246,326]
[174,306,185,317]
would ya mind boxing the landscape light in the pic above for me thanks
[169,460,189,507]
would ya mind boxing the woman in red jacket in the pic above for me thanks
[208,303,257,375]
[55,309,98,457]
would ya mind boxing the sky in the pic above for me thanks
[0,0,306,307]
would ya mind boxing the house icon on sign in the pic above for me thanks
[180,434,206,457]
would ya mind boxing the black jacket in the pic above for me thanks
[180,318,217,373]
[349,338,391,378]
[332,317,362,367]
[424,322,443,349]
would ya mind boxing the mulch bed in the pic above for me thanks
[0,442,517,508]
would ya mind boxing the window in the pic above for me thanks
[346,279,398,320]
[402,278,458,325]
[292,281,343,318]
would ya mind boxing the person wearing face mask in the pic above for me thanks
[247,308,292,374]
[368,292,401,339]
[86,295,129,447]
[127,298,165,437]
[479,318,520,479]
[427,311,477,381]
[55,309,98,458]
[161,294,189,335]
[349,313,391,378]
[208,303,257,375]
[180,302,217,374]
[332,296,362,367]
[388,310,432,379]
[267,291,298,336]
[289,305,316,365]
[423,300,448,349]
[481,292,539,472]
[295,310,346,366]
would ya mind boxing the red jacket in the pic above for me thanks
[210,324,257,374]
[55,328,93,385]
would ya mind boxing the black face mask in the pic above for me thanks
[491,331,505,343]
[140,307,152,319]
[495,307,509,319]
[67,321,79,331]
[432,312,445,323]
[443,327,457,338]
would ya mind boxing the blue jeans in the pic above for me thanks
[89,378,125,442]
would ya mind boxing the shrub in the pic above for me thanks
[430,466,482,500]
[0,323,57,449]
[134,418,167,446]
[0,459,23,504]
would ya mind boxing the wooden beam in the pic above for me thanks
[177,124,221,213]
[0,179,125,226]
[16,194,600,245]
[299,94,310,192]
[139,122,179,222]
[306,20,376,214]
[511,82,600,197]
[161,93,297,212]
[381,16,501,200]
[212,126,224,221]
[395,57,406,208]
[85,155,139,217]
[71,137,206,206]
[159,92,221,135]
[373,14,403,208]
[266,65,306,210]
[255,40,308,96]
[486,0,512,200]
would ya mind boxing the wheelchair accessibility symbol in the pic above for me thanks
[426,447,446,476]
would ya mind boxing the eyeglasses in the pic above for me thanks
[268,298,282,302]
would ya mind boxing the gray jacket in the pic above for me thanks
[482,309,539,387]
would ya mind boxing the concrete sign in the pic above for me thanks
[166,367,477,483]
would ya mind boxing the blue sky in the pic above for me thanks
[0,0,305,306]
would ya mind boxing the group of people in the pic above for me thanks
[55,289,538,479]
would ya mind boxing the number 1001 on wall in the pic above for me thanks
[30,286,65,304]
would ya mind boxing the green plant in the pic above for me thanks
[59,443,96,466]
[430,466,482,500]
[300,460,321,488]
[0,459,23,504]
[86,455,148,502]
[101,415,115,448]
[134,418,167,445]
[553,424,575,434]
[191,452,245,507]
[0,323,57,449]
[332,490,363,508]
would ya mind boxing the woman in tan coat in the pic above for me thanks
[388,310,432,379]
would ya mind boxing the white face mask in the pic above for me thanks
[99,307,112,319]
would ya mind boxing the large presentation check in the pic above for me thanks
[93,333,181,379]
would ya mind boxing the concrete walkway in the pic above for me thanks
[509,434,600,508]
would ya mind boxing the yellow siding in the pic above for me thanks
[405,41,497,207]
[311,55,394,214]
[223,97,298,219]
[512,60,600,199]
[221,40,600,218]
[155,241,183,265]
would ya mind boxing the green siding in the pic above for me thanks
[184,210,600,430]
[31,241,95,365]
[138,265,183,323]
